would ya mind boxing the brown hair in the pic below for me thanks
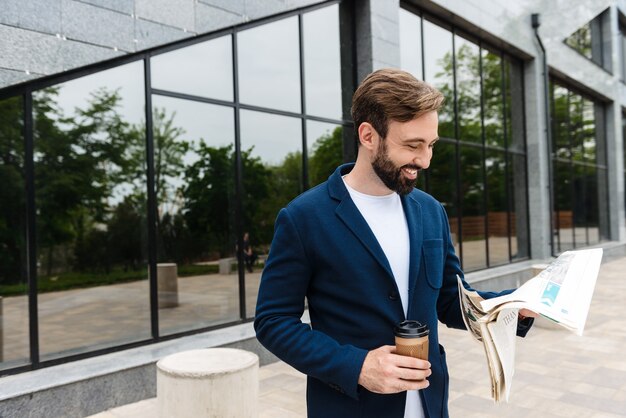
[351,68,444,140]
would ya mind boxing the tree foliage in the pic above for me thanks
[0,85,348,287]
[309,126,343,187]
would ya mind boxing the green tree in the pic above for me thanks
[309,126,343,187]
[0,96,26,285]
[182,144,236,259]
[179,143,274,259]
[33,87,146,275]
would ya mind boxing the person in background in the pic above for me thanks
[242,232,257,273]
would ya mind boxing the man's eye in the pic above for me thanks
[406,144,418,150]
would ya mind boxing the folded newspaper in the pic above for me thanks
[457,248,603,402]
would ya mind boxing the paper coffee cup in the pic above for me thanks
[394,320,429,361]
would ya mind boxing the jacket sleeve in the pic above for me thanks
[254,208,368,399]
[434,203,534,337]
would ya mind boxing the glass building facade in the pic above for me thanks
[0,0,622,378]
[0,2,345,373]
[550,80,610,252]
[399,7,530,272]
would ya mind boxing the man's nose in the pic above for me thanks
[414,150,431,170]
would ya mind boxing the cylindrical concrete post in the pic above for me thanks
[157,263,178,308]
[157,348,259,418]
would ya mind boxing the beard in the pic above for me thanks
[371,140,420,195]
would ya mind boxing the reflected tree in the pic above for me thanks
[33,87,146,277]
[309,126,343,187]
[182,144,237,260]
[0,96,25,286]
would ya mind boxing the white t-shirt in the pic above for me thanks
[343,179,425,418]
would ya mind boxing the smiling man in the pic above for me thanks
[254,68,534,418]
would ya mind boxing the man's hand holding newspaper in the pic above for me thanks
[457,248,603,402]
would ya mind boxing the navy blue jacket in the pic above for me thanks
[255,163,531,418]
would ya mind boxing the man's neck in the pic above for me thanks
[343,156,394,197]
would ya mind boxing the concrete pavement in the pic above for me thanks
[90,255,626,417]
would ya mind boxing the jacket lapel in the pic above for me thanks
[335,198,395,281]
[401,193,423,309]
[328,164,395,282]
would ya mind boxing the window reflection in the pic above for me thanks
[151,95,238,335]
[621,25,626,82]
[573,164,587,246]
[582,99,596,164]
[399,8,422,80]
[460,145,486,271]
[569,93,584,163]
[550,80,608,252]
[151,36,233,101]
[623,117,626,227]
[33,61,150,360]
[509,154,529,260]
[303,5,342,120]
[482,48,504,148]
[240,110,302,318]
[307,121,342,187]
[486,150,508,266]
[586,165,599,245]
[564,10,608,69]
[423,19,454,139]
[565,22,592,59]
[429,140,458,252]
[455,36,481,144]
[505,58,525,152]
[402,10,529,268]
[238,17,301,112]
[554,160,574,252]
[0,96,29,370]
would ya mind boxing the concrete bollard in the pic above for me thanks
[218,257,236,275]
[157,263,179,308]
[157,348,259,418]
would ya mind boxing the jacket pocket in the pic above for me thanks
[423,239,444,289]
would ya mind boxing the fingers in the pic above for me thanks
[397,378,430,392]
[358,346,433,394]
[379,346,431,369]
[519,308,539,318]
[396,364,432,381]
[393,354,431,370]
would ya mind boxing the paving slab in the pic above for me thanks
[88,255,626,417]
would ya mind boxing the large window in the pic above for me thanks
[0,2,346,373]
[619,18,626,83]
[33,62,150,360]
[0,96,29,369]
[550,80,609,253]
[622,110,626,225]
[564,9,611,72]
[400,7,530,272]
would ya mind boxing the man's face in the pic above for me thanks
[371,111,439,195]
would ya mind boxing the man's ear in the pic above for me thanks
[357,122,378,151]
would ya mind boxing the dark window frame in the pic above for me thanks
[400,3,531,272]
[563,8,613,75]
[549,77,610,255]
[0,0,351,376]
